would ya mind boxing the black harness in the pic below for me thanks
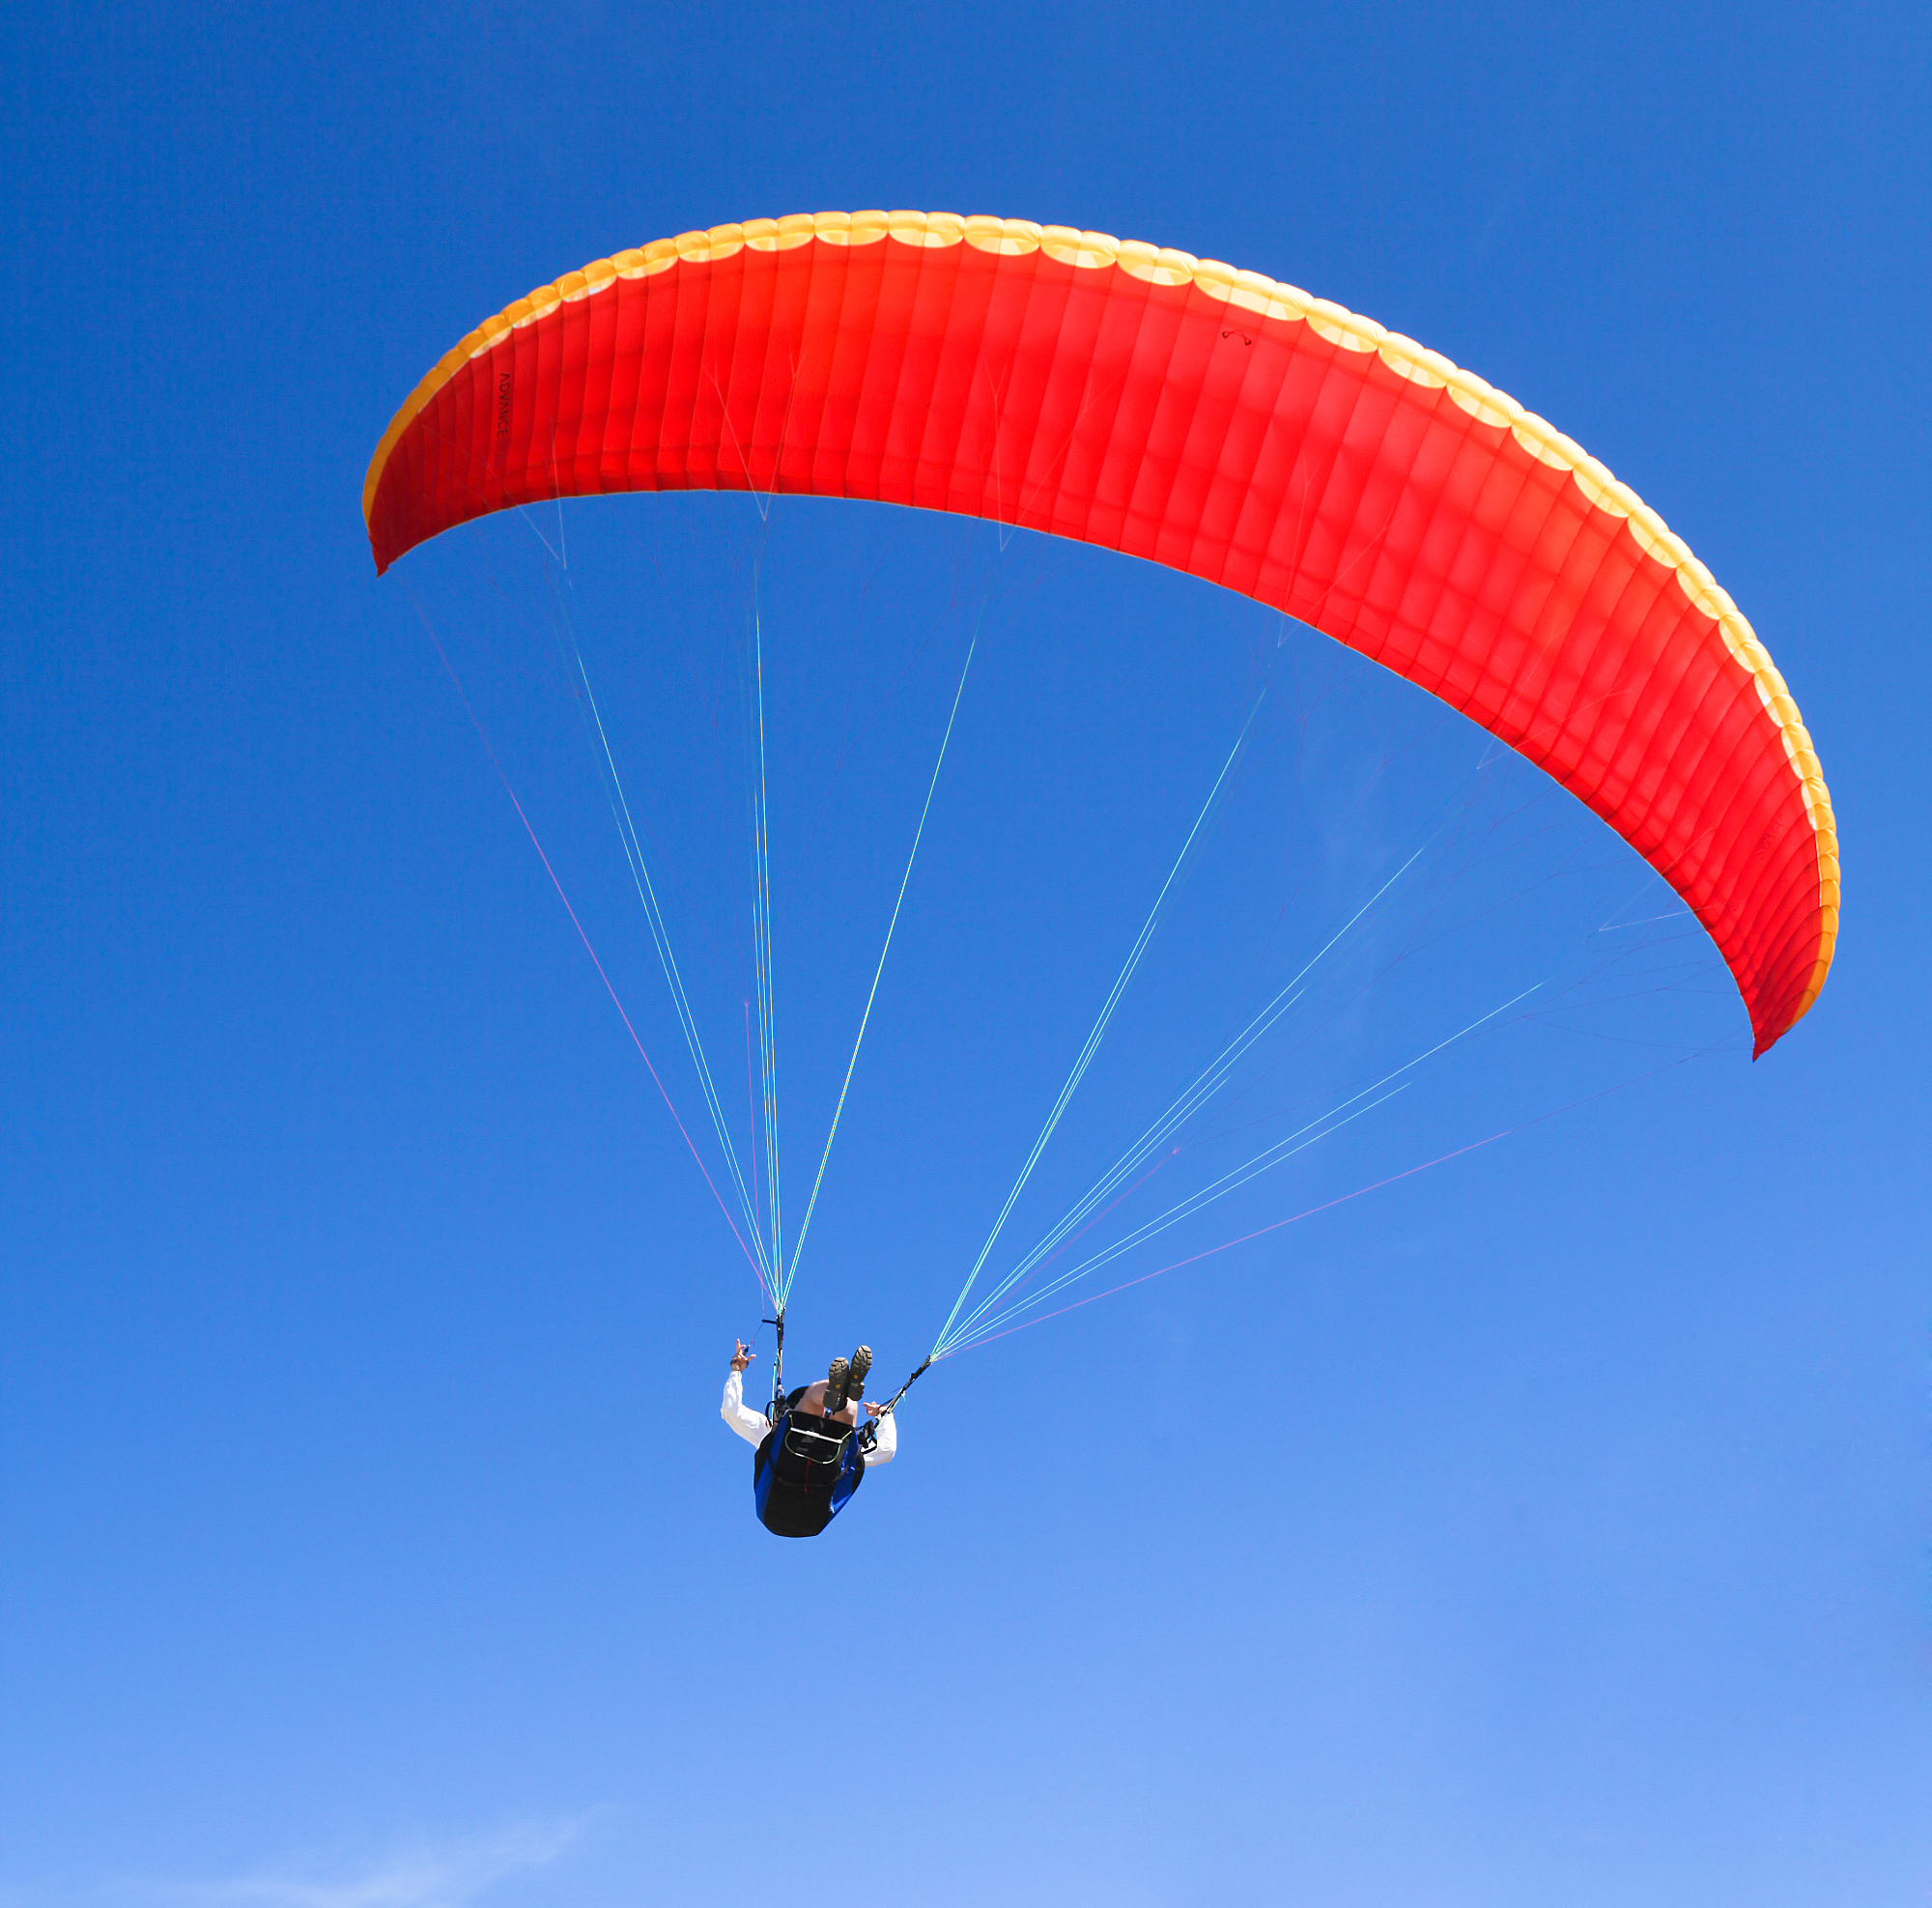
[753,1403,868,1538]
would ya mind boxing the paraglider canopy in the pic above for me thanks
[364,210,1837,1055]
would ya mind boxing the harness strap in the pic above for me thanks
[764,1309,786,1422]
[875,1353,933,1420]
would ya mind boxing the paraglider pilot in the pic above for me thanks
[723,1339,896,1538]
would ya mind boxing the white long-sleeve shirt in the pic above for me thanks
[721,1368,897,1466]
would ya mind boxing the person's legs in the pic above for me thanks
[822,1346,872,1417]
[795,1346,874,1422]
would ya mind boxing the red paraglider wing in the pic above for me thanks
[363,211,1837,1055]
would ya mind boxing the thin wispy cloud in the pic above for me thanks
[150,1819,585,1908]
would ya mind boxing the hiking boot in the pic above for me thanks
[823,1355,850,1416]
[846,1345,872,1399]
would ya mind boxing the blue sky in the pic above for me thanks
[3,2,1926,1903]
